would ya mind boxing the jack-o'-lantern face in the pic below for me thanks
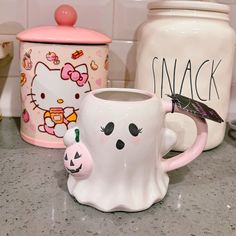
[64,148,83,174]
[63,128,93,178]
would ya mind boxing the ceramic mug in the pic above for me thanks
[63,88,208,212]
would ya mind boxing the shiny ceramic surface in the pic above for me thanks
[19,43,109,148]
[63,88,207,212]
[17,4,111,44]
[135,0,236,151]
[17,5,111,148]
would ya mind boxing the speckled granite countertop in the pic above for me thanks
[0,118,236,236]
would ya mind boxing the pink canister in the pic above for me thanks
[17,5,111,148]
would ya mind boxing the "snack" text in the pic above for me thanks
[152,57,222,101]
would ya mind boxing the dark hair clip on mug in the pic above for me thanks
[168,93,224,123]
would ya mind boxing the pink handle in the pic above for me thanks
[162,101,208,172]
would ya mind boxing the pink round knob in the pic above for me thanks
[55,4,77,26]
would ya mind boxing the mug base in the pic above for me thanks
[67,174,169,213]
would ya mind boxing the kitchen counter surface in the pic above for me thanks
[0,118,236,236]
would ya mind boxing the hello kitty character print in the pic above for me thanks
[29,62,91,138]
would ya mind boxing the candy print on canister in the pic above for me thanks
[17,5,111,148]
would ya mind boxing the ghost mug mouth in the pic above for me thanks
[64,88,208,212]
[116,139,125,150]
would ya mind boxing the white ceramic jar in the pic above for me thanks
[16,5,111,148]
[135,0,236,151]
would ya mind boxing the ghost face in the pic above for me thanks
[79,92,162,173]
[100,122,143,150]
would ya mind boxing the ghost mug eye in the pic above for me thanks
[101,122,114,135]
[129,123,142,137]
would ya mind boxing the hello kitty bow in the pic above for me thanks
[61,63,88,87]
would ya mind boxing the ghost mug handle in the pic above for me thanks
[161,101,208,172]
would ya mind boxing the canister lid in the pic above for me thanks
[17,4,111,44]
[148,0,229,14]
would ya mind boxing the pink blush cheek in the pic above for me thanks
[99,134,109,144]
[131,137,140,145]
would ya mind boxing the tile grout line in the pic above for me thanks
[112,0,115,40]
[26,0,29,29]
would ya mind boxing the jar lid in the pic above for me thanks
[17,4,111,44]
[148,1,229,14]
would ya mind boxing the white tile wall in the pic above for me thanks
[109,40,136,81]
[113,0,152,40]
[0,0,27,35]
[0,0,236,119]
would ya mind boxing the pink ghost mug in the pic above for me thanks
[63,88,208,212]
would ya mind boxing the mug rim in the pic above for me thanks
[90,88,155,103]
